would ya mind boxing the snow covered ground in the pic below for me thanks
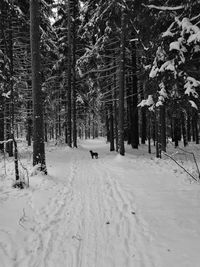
[0,138,200,267]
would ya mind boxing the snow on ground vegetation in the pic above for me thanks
[0,138,200,267]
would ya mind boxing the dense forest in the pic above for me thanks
[0,0,200,182]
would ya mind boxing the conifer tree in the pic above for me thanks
[30,0,47,174]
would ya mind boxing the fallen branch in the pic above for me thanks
[176,147,200,181]
[162,151,198,182]
[168,140,200,181]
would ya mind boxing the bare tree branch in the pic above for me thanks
[162,151,199,182]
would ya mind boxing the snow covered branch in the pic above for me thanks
[142,4,185,11]
[0,139,13,144]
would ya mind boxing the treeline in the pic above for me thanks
[76,0,200,156]
[0,0,200,179]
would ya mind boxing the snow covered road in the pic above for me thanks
[0,139,200,267]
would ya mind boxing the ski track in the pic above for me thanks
[9,149,159,267]
[98,159,158,267]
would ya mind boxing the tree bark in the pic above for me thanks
[27,100,32,146]
[147,111,151,154]
[181,111,188,147]
[67,0,72,147]
[155,108,161,158]
[118,9,125,156]
[72,0,77,147]
[187,112,191,142]
[9,4,19,180]
[174,117,179,148]
[113,58,118,151]
[0,97,4,152]
[109,101,115,151]
[192,113,199,144]
[160,105,166,152]
[30,0,47,174]
[106,108,110,142]
[7,9,14,157]
[141,108,146,144]
[131,42,139,148]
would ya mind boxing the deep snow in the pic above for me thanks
[0,138,200,267]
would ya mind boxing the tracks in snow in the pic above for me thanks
[16,150,158,267]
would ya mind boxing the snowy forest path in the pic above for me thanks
[1,139,200,267]
[14,141,158,267]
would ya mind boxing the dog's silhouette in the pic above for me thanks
[89,150,98,159]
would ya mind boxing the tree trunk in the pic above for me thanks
[106,108,110,142]
[92,117,95,139]
[109,102,115,151]
[131,42,139,148]
[193,113,199,144]
[44,122,48,143]
[30,0,47,174]
[0,97,4,152]
[155,109,161,158]
[72,1,77,148]
[174,117,179,147]
[187,112,191,142]
[147,111,151,154]
[160,105,166,152]
[181,111,188,147]
[7,11,14,157]
[9,5,19,180]
[67,0,72,147]
[113,59,118,152]
[127,83,131,145]
[118,9,125,156]
[27,100,32,146]
[84,113,87,139]
[141,108,146,144]
[88,113,91,139]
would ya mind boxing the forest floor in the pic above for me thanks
[0,138,200,267]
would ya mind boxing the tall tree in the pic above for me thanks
[131,41,139,148]
[30,0,47,174]
[0,94,4,152]
[118,8,125,156]
[66,0,72,147]
[72,0,79,148]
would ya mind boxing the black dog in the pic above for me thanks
[89,150,98,159]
